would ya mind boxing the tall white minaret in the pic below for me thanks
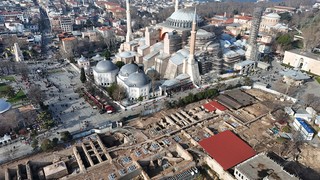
[175,0,179,12]
[188,8,197,65]
[125,0,132,42]
[185,8,200,84]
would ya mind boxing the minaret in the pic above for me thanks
[188,8,197,65]
[175,0,179,12]
[185,8,200,84]
[125,0,132,42]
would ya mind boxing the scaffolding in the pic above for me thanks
[247,7,263,61]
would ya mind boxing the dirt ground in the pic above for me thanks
[298,144,320,172]
[0,148,73,178]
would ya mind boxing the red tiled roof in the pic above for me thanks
[210,101,227,111]
[203,102,216,112]
[225,18,234,24]
[235,16,252,21]
[199,130,256,170]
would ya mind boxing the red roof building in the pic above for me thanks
[199,130,256,170]
[210,101,227,111]
[203,102,216,112]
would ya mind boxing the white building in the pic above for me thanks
[315,116,320,126]
[117,63,151,100]
[282,49,320,76]
[284,107,295,116]
[233,60,255,74]
[77,55,90,71]
[93,60,119,87]
[235,153,299,180]
[293,118,314,141]
[294,109,312,122]
[5,22,24,33]
[306,107,317,117]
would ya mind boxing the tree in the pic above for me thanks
[243,77,253,86]
[102,50,111,60]
[115,61,125,69]
[15,62,29,79]
[4,86,15,98]
[85,81,95,94]
[280,12,292,23]
[40,138,53,151]
[107,83,126,101]
[37,111,54,130]
[80,67,87,83]
[60,131,72,142]
[28,85,45,106]
[31,139,38,149]
[138,96,143,102]
[275,34,293,51]
[52,137,59,146]
[112,85,127,101]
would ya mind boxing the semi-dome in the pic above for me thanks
[166,8,203,29]
[95,60,118,73]
[196,29,215,40]
[119,63,139,77]
[119,51,135,58]
[265,13,280,19]
[126,72,150,87]
[0,99,11,114]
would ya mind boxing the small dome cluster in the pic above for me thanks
[119,63,140,77]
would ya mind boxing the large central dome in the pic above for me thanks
[166,8,203,29]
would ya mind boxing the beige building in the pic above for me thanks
[282,49,320,76]
[260,13,288,33]
[43,161,68,179]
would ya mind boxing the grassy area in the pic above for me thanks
[281,63,294,69]
[0,76,15,81]
[276,137,287,144]
[8,90,27,103]
[0,83,10,97]
[315,76,320,84]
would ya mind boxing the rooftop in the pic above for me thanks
[286,49,320,61]
[295,118,314,134]
[280,69,310,80]
[199,130,256,170]
[235,153,299,180]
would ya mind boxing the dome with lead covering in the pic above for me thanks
[95,60,118,73]
[0,99,11,114]
[119,63,139,77]
[119,51,135,58]
[126,72,150,87]
[166,8,203,28]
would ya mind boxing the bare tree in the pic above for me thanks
[111,85,126,101]
[28,85,46,105]
[147,70,160,97]
[303,93,320,111]
[15,62,29,79]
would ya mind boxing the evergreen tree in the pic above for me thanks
[80,67,87,83]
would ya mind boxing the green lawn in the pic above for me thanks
[0,83,10,97]
[0,76,15,82]
[8,90,27,103]
[315,76,320,84]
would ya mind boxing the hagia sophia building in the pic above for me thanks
[92,0,224,102]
